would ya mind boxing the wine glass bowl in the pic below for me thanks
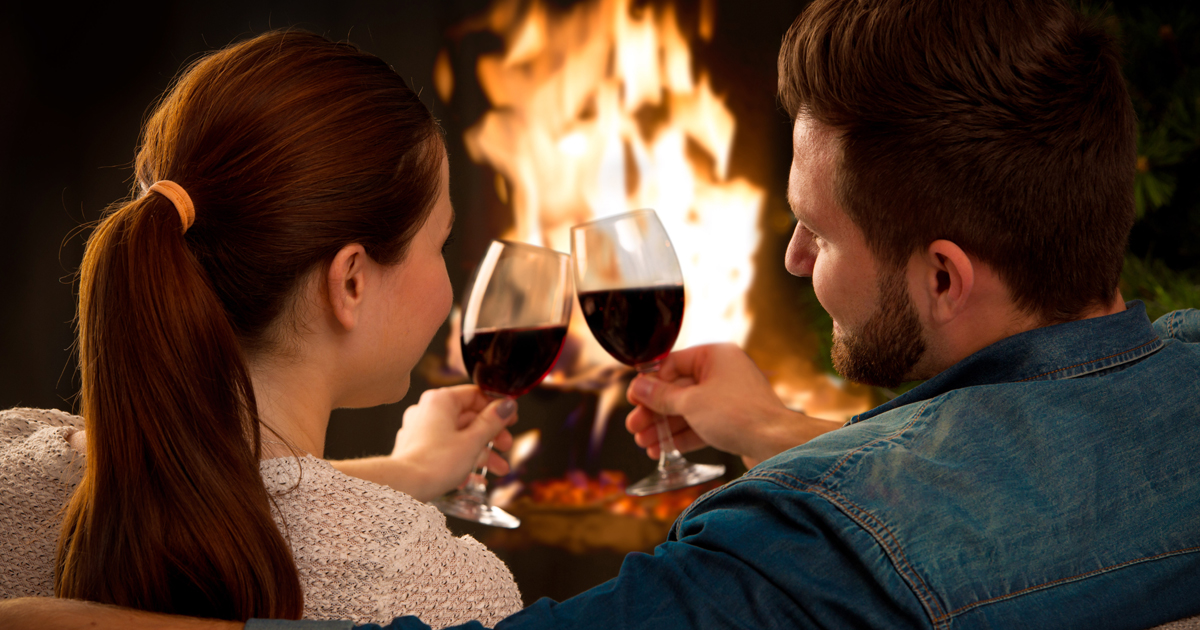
[578,285,685,374]
[461,327,570,398]
[432,240,572,528]
[571,209,725,496]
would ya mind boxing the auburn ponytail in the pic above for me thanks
[56,30,442,620]
[60,188,302,618]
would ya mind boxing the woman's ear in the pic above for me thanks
[919,239,974,327]
[326,243,369,331]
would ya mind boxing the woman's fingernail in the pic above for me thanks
[632,378,653,400]
[496,398,517,419]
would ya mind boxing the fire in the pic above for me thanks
[431,8,873,558]
[488,428,542,508]
[508,428,542,470]
[527,469,720,522]
[446,0,762,372]
[433,0,876,430]
[485,468,720,554]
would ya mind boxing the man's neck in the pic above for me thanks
[1077,291,1127,321]
[917,290,1126,382]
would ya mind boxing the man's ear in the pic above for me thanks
[918,239,974,326]
[326,243,369,331]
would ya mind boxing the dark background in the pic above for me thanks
[0,0,491,423]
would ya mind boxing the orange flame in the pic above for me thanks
[528,469,719,522]
[439,0,876,426]
[452,0,763,372]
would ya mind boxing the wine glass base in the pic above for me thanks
[625,462,726,497]
[431,493,521,529]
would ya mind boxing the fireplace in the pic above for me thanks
[325,0,878,606]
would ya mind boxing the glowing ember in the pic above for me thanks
[527,469,720,522]
[445,0,763,373]
[529,470,627,506]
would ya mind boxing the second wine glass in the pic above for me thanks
[571,209,725,496]
[431,240,572,528]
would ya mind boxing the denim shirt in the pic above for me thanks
[259,304,1200,630]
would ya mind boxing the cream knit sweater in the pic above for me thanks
[0,407,522,627]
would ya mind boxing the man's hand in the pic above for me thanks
[625,343,842,468]
[331,385,516,502]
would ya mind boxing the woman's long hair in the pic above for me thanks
[55,31,443,620]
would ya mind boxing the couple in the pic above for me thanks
[4,0,1200,628]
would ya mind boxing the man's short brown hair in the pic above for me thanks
[779,0,1136,323]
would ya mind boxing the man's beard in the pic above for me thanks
[830,268,927,389]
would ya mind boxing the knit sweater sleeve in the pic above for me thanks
[0,407,85,598]
[260,456,523,628]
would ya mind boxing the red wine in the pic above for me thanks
[461,325,569,397]
[578,286,684,367]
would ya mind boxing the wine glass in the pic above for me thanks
[571,209,725,496]
[431,240,573,528]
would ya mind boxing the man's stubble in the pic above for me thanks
[830,268,927,389]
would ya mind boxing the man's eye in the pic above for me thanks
[799,224,820,244]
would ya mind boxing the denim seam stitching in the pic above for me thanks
[813,485,950,628]
[673,483,730,537]
[1015,337,1162,382]
[813,399,934,488]
[942,544,1200,619]
[749,470,949,627]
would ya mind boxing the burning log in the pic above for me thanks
[485,470,722,554]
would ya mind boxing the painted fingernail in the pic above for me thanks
[496,398,517,419]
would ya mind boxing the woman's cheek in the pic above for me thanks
[437,265,454,321]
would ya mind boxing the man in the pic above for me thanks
[3,0,1198,627]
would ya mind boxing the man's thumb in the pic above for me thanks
[630,376,684,416]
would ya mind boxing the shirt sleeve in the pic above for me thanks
[359,477,931,630]
[1153,309,1200,344]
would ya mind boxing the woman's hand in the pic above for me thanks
[330,385,516,502]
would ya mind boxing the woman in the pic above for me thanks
[1,30,522,626]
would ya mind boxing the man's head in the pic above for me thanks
[780,0,1136,386]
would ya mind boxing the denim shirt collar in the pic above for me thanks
[850,301,1163,425]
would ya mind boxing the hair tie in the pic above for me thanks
[148,180,195,233]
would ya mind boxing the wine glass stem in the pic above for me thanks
[463,391,508,503]
[464,441,494,502]
[654,416,687,472]
[639,363,687,473]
